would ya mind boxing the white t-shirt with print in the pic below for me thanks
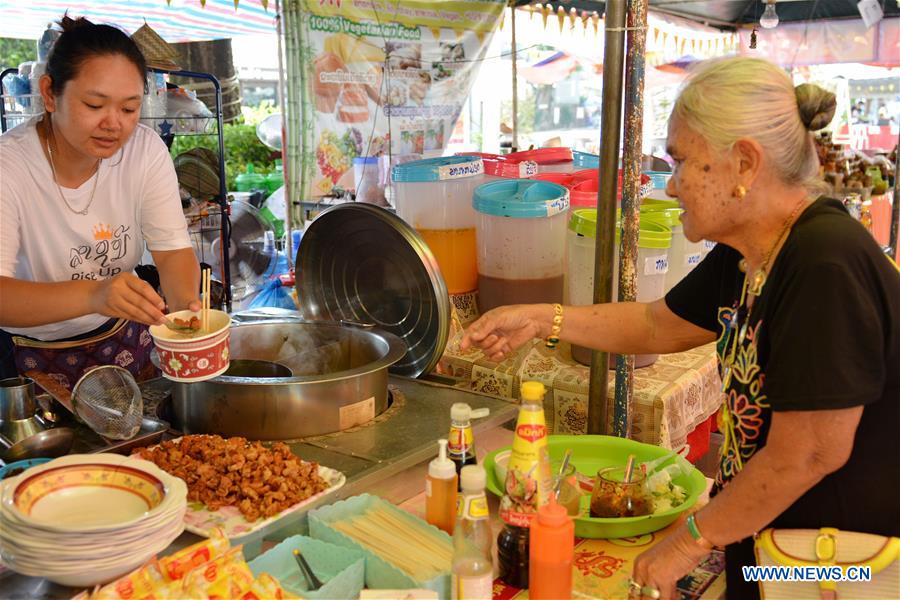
[0,118,191,340]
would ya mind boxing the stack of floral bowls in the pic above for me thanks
[0,453,187,587]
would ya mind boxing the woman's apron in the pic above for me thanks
[5,319,158,394]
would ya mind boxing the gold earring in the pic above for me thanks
[734,185,747,200]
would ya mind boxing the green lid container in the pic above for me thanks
[235,164,266,192]
[639,198,682,229]
[569,208,672,249]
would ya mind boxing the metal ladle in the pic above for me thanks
[0,427,74,463]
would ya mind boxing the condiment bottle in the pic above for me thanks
[448,403,489,490]
[860,201,874,235]
[426,439,458,535]
[497,381,553,588]
[451,465,493,600]
[529,497,574,600]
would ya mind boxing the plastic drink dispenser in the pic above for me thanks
[472,180,570,313]
[392,156,485,294]
[457,152,539,182]
[639,200,703,292]
[506,148,574,173]
[567,209,672,367]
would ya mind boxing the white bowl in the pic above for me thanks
[1,454,185,532]
[0,504,185,557]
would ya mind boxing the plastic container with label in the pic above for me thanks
[567,209,672,367]
[506,148,574,173]
[392,156,485,294]
[473,180,570,313]
[572,151,599,170]
[457,152,539,182]
[639,200,703,292]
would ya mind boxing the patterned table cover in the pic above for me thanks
[437,292,724,450]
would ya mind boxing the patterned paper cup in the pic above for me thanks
[149,310,231,382]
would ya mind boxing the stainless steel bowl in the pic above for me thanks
[171,320,406,440]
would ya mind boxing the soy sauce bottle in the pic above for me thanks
[447,403,489,490]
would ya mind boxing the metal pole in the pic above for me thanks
[588,0,626,435]
[889,131,899,259]
[510,2,519,151]
[274,0,294,268]
[613,0,649,439]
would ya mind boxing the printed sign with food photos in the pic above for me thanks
[300,0,506,197]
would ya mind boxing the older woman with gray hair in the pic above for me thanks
[462,56,900,599]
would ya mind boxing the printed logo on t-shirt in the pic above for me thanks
[69,222,132,280]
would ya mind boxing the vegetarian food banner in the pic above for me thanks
[301,0,506,197]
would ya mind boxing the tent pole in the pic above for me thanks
[588,0,626,435]
[890,130,899,259]
[510,2,519,151]
[613,0,649,438]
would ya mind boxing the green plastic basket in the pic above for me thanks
[483,434,707,539]
[248,535,365,600]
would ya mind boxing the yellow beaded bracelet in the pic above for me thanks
[545,303,563,349]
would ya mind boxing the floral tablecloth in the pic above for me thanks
[437,293,724,450]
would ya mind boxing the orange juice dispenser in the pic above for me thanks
[392,156,485,294]
[473,180,570,313]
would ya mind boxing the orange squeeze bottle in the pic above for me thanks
[528,497,574,599]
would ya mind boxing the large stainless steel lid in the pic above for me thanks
[296,203,450,378]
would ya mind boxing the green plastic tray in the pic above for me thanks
[483,434,707,539]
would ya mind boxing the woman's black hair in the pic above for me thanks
[45,14,147,96]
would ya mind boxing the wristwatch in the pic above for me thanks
[686,513,716,551]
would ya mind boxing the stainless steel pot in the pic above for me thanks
[171,320,406,440]
[0,377,47,444]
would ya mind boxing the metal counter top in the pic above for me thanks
[0,376,518,599]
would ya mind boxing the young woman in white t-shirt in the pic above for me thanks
[0,16,200,383]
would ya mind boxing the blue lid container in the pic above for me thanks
[644,171,672,189]
[391,156,484,183]
[473,179,570,219]
[572,150,600,169]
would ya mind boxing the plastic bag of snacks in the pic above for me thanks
[181,546,255,599]
[158,528,231,582]
[76,529,296,600]
[239,573,298,600]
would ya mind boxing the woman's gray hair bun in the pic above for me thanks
[795,83,837,131]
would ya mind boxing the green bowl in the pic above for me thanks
[483,434,707,539]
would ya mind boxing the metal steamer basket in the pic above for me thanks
[171,204,450,441]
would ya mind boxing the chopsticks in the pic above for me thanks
[201,269,211,333]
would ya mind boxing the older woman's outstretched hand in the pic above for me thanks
[460,304,550,361]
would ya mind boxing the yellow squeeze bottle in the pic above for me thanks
[426,439,458,535]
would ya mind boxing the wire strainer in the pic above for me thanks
[71,365,143,440]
